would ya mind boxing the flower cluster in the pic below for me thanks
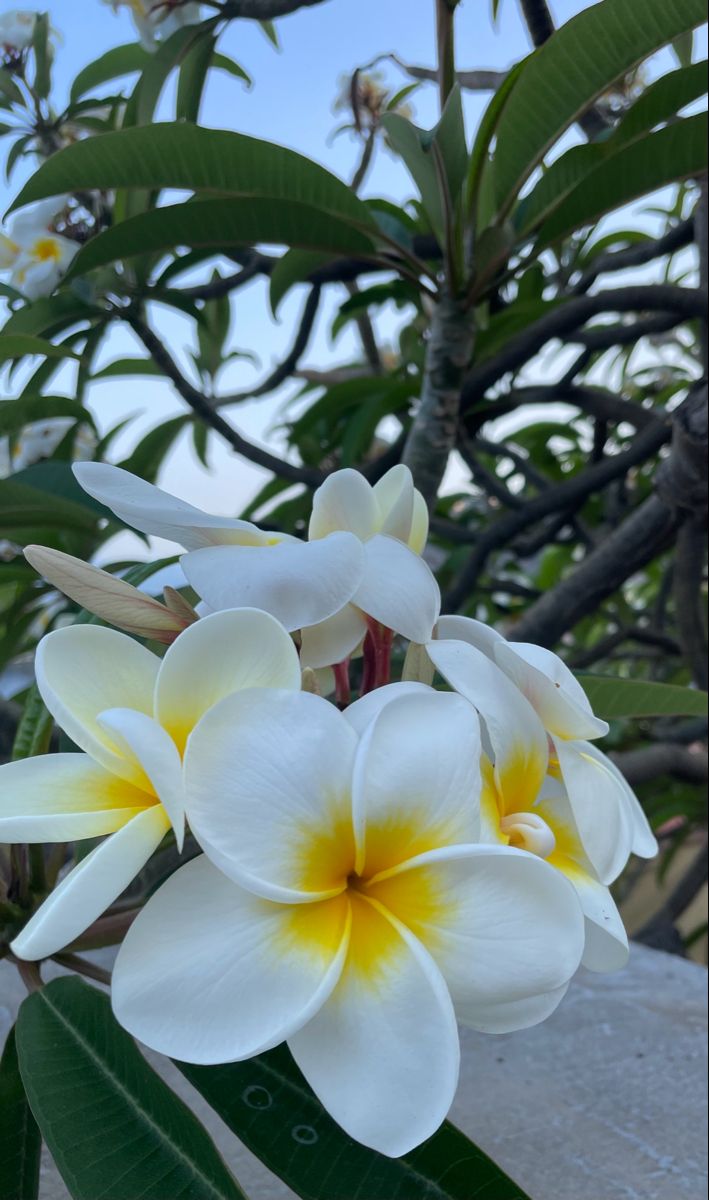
[0,10,36,58]
[0,462,657,1157]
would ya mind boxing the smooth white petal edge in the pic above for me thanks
[299,605,366,670]
[309,468,379,542]
[344,681,434,738]
[185,689,358,902]
[182,533,365,633]
[154,607,301,749]
[113,856,351,1063]
[11,806,169,961]
[98,709,185,849]
[289,895,460,1158]
[0,754,152,843]
[35,624,159,787]
[353,535,440,643]
[552,736,634,886]
[495,641,609,741]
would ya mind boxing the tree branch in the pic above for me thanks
[673,514,709,690]
[461,286,706,412]
[444,417,672,610]
[570,219,695,294]
[127,313,325,487]
[385,53,507,92]
[217,284,322,406]
[220,0,329,16]
[611,744,708,787]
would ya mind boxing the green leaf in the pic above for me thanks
[466,59,528,224]
[212,53,252,88]
[91,356,165,380]
[432,84,469,206]
[490,0,706,215]
[31,12,52,100]
[578,675,709,719]
[537,112,707,247]
[269,249,333,315]
[259,20,279,48]
[179,1045,530,1200]
[67,198,377,280]
[16,977,246,1200]
[176,29,217,123]
[70,43,151,102]
[7,123,377,234]
[11,683,53,761]
[380,112,444,238]
[0,396,95,438]
[0,69,23,107]
[0,335,80,365]
[0,294,99,340]
[0,1027,41,1200]
[0,477,100,535]
[127,22,217,128]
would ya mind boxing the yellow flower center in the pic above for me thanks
[31,237,62,263]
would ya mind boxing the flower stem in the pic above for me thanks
[333,660,352,708]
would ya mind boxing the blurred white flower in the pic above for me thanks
[103,0,203,50]
[0,199,78,301]
[0,10,36,53]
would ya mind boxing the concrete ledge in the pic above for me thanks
[1,942,706,1200]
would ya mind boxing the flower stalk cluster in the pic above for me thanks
[0,461,657,1157]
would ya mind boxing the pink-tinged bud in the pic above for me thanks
[24,545,192,643]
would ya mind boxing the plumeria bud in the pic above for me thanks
[402,641,435,686]
[162,586,198,625]
[24,546,191,643]
[300,666,321,695]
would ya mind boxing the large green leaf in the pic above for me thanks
[537,112,707,246]
[0,396,95,438]
[0,1027,41,1200]
[490,0,706,215]
[67,198,378,279]
[579,675,709,719]
[7,123,377,232]
[515,60,708,236]
[69,43,151,102]
[177,29,217,123]
[0,295,100,340]
[380,112,445,238]
[0,335,79,364]
[0,477,100,535]
[269,248,334,314]
[179,1046,530,1200]
[16,978,246,1200]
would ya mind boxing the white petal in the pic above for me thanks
[352,691,481,877]
[9,198,66,241]
[344,681,433,738]
[10,806,169,961]
[73,462,263,550]
[185,689,358,902]
[372,465,415,543]
[154,607,301,751]
[409,489,429,554]
[35,625,159,787]
[0,754,152,843]
[98,710,185,849]
[428,638,548,811]
[579,742,658,859]
[309,469,378,541]
[299,605,366,670]
[112,856,350,1063]
[352,535,440,642]
[182,533,364,633]
[367,843,584,1032]
[552,736,633,886]
[289,894,459,1157]
[434,615,504,659]
[567,868,629,973]
[495,641,608,741]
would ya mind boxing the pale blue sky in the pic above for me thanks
[0,0,704,551]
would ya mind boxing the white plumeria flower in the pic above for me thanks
[298,465,440,669]
[0,9,36,52]
[0,199,78,301]
[1,608,301,961]
[112,688,584,1156]
[103,0,202,50]
[73,461,365,637]
[428,625,656,972]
